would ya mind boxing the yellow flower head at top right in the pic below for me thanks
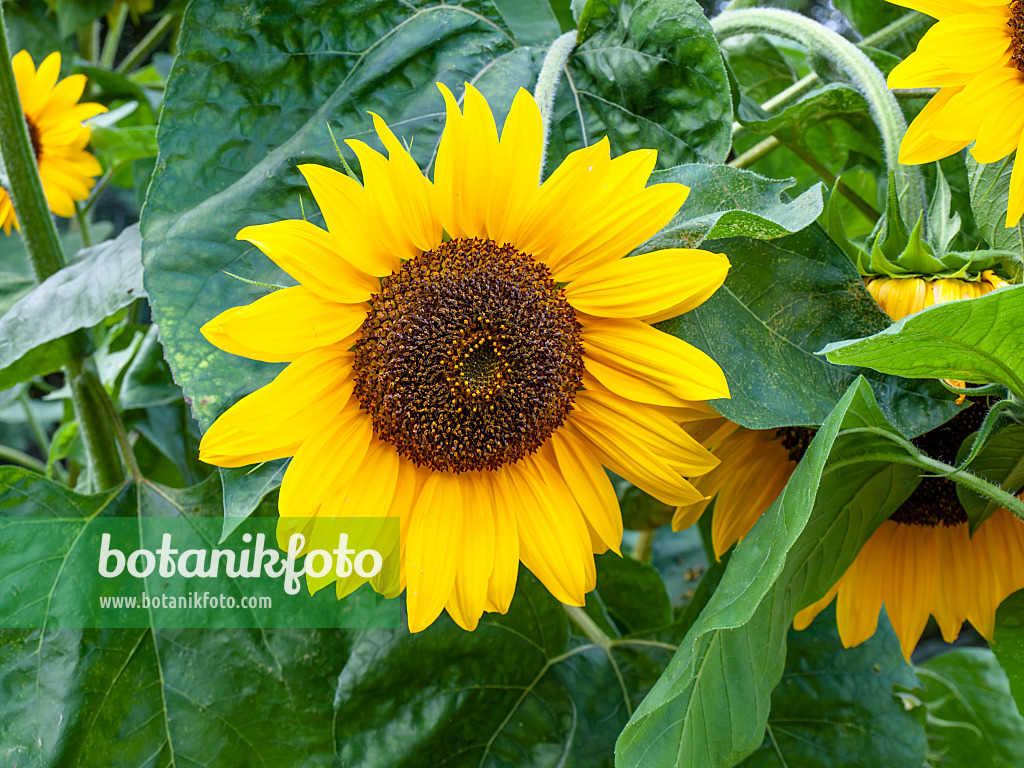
[889,0,1024,226]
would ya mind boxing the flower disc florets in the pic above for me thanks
[1010,1,1024,73]
[353,238,584,473]
[890,404,989,527]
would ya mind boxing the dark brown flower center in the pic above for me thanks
[352,238,584,473]
[24,114,41,160]
[1010,1,1024,73]
[774,426,816,463]
[889,401,989,527]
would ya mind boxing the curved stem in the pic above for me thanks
[713,8,926,226]
[563,605,612,649]
[533,30,577,182]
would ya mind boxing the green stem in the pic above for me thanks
[0,444,46,474]
[0,9,65,282]
[533,29,577,182]
[712,8,925,226]
[100,3,129,69]
[81,168,113,215]
[92,367,141,481]
[0,11,125,489]
[116,14,177,74]
[65,360,125,490]
[563,605,612,649]
[631,529,656,564]
[75,203,92,248]
[19,392,49,456]
[893,88,939,100]
[728,135,781,169]
[786,141,880,221]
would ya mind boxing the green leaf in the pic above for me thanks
[142,0,539,431]
[219,460,288,542]
[738,606,925,768]
[994,590,1024,720]
[916,648,1024,767]
[738,81,868,139]
[660,225,962,435]
[832,0,909,38]
[0,467,390,767]
[956,424,1024,532]
[592,553,672,635]
[550,0,732,172]
[822,286,1024,401]
[0,225,143,390]
[493,0,561,44]
[616,378,923,768]
[641,164,825,249]
[967,154,1024,267]
[722,35,801,105]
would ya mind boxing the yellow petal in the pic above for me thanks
[485,471,520,614]
[565,249,729,321]
[201,286,365,363]
[447,471,496,630]
[898,87,972,165]
[582,318,730,402]
[914,11,1012,74]
[406,472,463,632]
[504,457,593,605]
[277,402,373,517]
[198,347,355,467]
[237,219,379,303]
[297,163,402,276]
[489,88,544,246]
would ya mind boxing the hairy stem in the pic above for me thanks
[533,30,578,182]
[712,8,925,225]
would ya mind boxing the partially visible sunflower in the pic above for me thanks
[887,0,1024,226]
[199,83,732,632]
[795,274,1024,661]
[1,51,106,234]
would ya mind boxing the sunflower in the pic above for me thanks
[887,0,1024,226]
[795,274,1024,661]
[672,419,815,558]
[198,83,731,632]
[0,51,106,234]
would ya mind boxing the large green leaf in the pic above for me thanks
[738,606,925,768]
[967,154,1024,266]
[915,648,1024,767]
[0,225,144,390]
[616,378,923,768]
[660,226,962,435]
[0,467,386,766]
[993,589,1024,720]
[548,0,732,173]
[957,424,1024,532]
[641,164,825,248]
[822,286,1024,401]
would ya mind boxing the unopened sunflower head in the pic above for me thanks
[199,83,732,632]
[887,0,1024,227]
[0,51,107,234]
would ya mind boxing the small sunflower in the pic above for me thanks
[887,0,1024,226]
[795,274,1024,661]
[199,84,731,632]
[0,51,106,234]
[672,419,814,558]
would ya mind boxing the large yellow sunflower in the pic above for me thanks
[796,274,1024,661]
[199,83,732,632]
[1,51,106,234]
[887,0,1024,226]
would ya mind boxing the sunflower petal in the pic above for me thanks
[407,472,463,632]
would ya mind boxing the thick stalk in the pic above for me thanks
[533,30,577,182]
[65,360,125,490]
[0,9,124,489]
[713,8,926,225]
